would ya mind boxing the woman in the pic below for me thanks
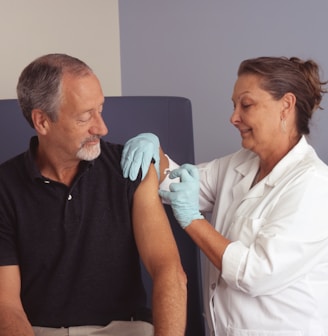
[121,56,328,335]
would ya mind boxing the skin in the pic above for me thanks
[231,74,300,180]
[33,72,108,185]
[161,74,301,271]
[0,266,34,336]
[0,72,187,335]
[133,165,187,335]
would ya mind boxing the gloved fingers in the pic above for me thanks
[159,182,189,203]
[140,151,154,180]
[141,144,160,180]
[121,156,135,180]
[121,149,141,181]
[169,167,186,180]
[169,181,191,193]
[126,161,139,181]
[121,142,153,180]
[169,166,197,182]
[121,143,138,179]
[158,189,175,203]
[121,133,160,180]
[180,163,199,179]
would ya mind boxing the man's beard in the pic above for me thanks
[76,136,101,161]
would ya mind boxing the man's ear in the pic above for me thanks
[31,109,50,135]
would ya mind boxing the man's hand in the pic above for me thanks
[159,164,204,229]
[121,133,160,181]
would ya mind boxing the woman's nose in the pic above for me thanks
[230,108,240,126]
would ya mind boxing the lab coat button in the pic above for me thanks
[211,283,216,290]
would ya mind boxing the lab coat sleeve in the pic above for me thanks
[197,159,225,213]
[221,169,328,297]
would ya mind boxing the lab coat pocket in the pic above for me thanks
[227,325,302,336]
[228,216,266,246]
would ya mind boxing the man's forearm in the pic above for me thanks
[151,268,187,336]
[0,305,34,336]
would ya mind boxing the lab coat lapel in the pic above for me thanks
[233,136,309,203]
[232,156,262,201]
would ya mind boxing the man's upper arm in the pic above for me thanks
[132,164,181,276]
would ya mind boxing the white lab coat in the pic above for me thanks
[164,136,328,336]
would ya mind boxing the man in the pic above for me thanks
[0,54,187,336]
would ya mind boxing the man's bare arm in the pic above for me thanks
[0,266,34,336]
[132,165,187,336]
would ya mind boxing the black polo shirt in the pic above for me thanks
[0,137,148,327]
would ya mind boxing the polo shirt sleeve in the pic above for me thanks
[0,180,19,266]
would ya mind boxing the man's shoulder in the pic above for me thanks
[97,140,142,186]
[97,140,123,169]
[100,140,123,157]
[0,152,26,175]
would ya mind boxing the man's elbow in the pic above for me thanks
[152,261,187,290]
[170,263,188,294]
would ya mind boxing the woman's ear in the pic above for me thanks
[31,109,49,135]
[281,92,296,119]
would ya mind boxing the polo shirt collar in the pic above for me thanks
[24,136,95,182]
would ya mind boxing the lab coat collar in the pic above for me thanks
[234,136,308,198]
[265,136,308,187]
[233,155,260,199]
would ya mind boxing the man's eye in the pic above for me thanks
[78,112,92,123]
[78,117,90,123]
[242,104,251,109]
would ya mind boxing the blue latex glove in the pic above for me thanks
[159,163,204,229]
[121,133,160,181]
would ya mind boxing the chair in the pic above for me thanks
[0,96,205,336]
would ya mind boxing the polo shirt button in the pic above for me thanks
[68,194,72,200]
[211,283,216,290]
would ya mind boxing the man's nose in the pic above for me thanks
[90,114,108,136]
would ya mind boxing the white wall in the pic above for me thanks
[118,1,328,164]
[0,0,121,99]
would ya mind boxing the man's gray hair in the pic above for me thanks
[16,53,93,128]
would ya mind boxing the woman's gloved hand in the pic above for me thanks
[121,133,160,181]
[159,163,204,229]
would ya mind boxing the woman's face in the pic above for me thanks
[231,74,286,158]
